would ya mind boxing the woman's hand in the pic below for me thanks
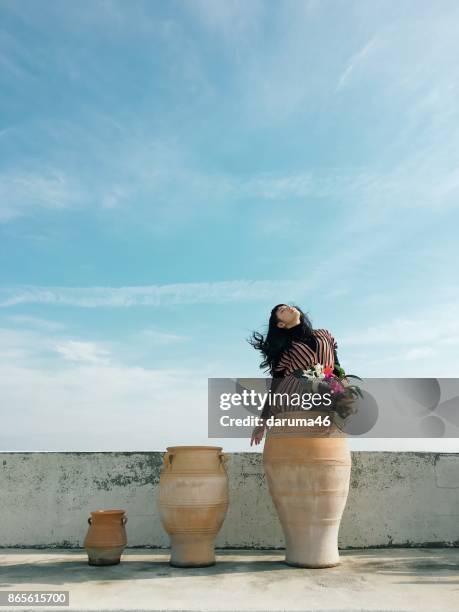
[250,424,266,446]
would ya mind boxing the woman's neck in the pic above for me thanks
[286,321,301,330]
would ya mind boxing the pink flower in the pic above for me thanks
[329,379,345,394]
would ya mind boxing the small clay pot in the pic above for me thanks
[83,509,128,566]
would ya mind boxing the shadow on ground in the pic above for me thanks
[0,548,457,588]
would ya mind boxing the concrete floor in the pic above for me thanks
[0,548,457,612]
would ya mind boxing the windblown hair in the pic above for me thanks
[247,303,314,375]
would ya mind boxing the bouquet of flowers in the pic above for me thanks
[292,363,363,419]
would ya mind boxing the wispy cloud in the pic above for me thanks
[341,302,459,348]
[0,325,221,450]
[402,347,436,361]
[140,328,191,343]
[336,297,459,376]
[54,340,111,364]
[0,158,457,230]
[4,315,66,331]
[0,360,211,451]
[0,167,85,222]
[0,279,311,308]
[185,0,264,42]
[0,26,44,79]
[336,36,380,92]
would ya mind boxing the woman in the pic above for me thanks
[248,303,343,446]
[247,303,352,568]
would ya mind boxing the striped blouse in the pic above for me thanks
[261,328,340,420]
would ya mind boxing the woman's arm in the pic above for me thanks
[250,352,289,446]
[259,374,283,421]
[251,376,279,445]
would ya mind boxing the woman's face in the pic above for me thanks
[275,304,300,328]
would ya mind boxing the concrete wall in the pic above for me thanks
[1,452,458,548]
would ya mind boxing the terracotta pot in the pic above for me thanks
[263,410,351,568]
[83,509,128,566]
[158,446,229,567]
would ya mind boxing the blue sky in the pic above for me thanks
[1,0,458,451]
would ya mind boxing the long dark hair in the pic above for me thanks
[247,303,314,375]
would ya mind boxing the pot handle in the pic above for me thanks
[219,452,229,471]
[87,517,92,525]
[162,451,174,469]
[121,516,128,526]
